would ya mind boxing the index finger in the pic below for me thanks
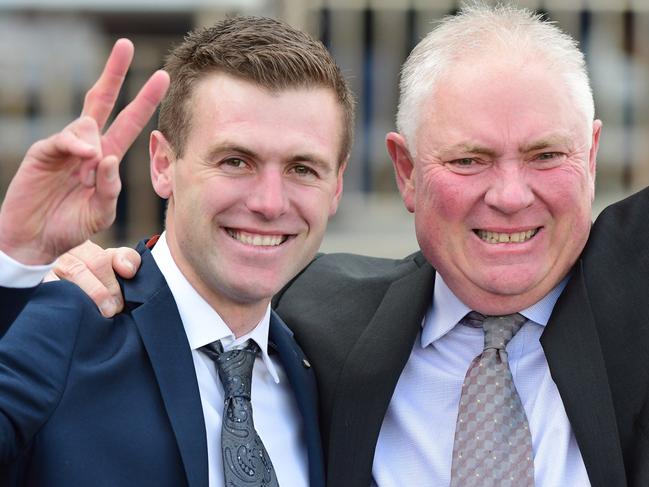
[101,69,170,161]
[54,241,127,317]
[81,38,134,130]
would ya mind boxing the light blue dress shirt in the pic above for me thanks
[372,273,591,486]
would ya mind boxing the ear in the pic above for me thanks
[328,159,347,217]
[386,132,416,213]
[588,120,602,201]
[149,130,174,199]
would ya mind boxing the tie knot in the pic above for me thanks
[462,312,526,351]
[201,340,259,400]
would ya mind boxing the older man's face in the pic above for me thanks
[388,59,601,315]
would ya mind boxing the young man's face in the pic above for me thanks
[152,73,345,323]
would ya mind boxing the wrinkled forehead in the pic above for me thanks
[417,56,593,147]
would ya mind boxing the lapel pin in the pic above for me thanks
[302,358,311,369]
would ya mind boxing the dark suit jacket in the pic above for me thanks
[274,189,649,487]
[1,287,34,330]
[0,242,325,487]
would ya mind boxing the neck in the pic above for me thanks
[434,264,571,317]
[206,299,269,338]
[162,227,270,338]
[453,284,549,316]
[175,264,270,338]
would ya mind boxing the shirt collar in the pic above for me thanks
[421,272,571,348]
[150,232,280,383]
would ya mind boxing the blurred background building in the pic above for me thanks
[0,0,647,257]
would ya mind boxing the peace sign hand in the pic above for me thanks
[0,39,169,265]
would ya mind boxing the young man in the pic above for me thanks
[0,16,353,487]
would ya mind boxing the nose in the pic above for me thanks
[483,165,534,214]
[245,169,290,220]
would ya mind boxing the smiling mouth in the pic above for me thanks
[225,228,289,247]
[474,228,540,244]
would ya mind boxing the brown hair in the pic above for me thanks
[159,16,355,164]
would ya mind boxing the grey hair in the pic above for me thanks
[396,2,595,153]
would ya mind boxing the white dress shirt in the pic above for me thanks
[0,248,52,287]
[0,236,309,487]
[151,233,309,487]
[373,273,591,487]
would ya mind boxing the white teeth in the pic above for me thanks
[226,229,285,247]
[476,229,538,244]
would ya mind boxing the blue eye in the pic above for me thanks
[537,153,558,160]
[531,152,566,168]
[292,165,317,177]
[455,158,475,165]
[224,158,246,168]
[445,157,488,175]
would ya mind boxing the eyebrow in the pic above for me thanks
[205,144,256,161]
[519,134,573,153]
[206,144,335,172]
[439,134,574,158]
[440,143,499,158]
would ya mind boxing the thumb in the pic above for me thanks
[92,154,121,230]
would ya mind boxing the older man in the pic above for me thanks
[274,5,640,487]
[0,16,353,487]
[275,4,603,485]
[5,3,648,487]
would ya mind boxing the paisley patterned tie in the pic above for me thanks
[450,312,534,487]
[201,340,279,487]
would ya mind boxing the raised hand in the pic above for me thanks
[0,39,169,265]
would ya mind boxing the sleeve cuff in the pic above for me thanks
[0,248,54,288]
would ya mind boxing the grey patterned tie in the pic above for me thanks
[201,340,279,487]
[450,312,534,487]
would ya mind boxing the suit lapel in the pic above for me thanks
[541,261,626,487]
[124,247,209,487]
[269,311,325,487]
[327,262,435,486]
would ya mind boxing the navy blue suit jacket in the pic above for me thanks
[0,242,324,487]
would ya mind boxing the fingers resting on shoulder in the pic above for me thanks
[52,241,141,318]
